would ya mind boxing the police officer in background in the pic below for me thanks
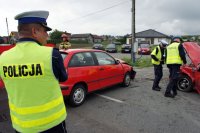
[151,40,168,91]
[165,37,187,98]
[0,11,68,132]
[59,33,71,50]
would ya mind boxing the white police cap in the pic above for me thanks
[160,40,168,46]
[15,10,52,31]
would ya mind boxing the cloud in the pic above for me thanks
[0,0,199,36]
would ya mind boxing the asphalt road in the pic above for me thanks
[1,55,200,133]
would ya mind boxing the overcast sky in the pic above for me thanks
[0,0,199,36]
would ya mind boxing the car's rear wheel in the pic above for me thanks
[122,72,131,87]
[69,84,86,107]
[177,74,193,92]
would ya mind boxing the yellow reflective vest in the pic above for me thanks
[151,46,162,65]
[59,41,71,50]
[0,41,67,133]
[166,42,183,64]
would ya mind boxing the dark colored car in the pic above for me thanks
[138,43,151,55]
[105,44,117,53]
[177,42,200,94]
[121,44,131,53]
[92,43,105,50]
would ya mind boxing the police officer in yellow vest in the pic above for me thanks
[0,11,68,132]
[151,40,168,91]
[165,37,187,98]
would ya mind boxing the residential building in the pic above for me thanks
[126,29,170,45]
[70,33,94,44]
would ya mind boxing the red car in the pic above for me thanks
[60,49,136,106]
[138,43,151,55]
[177,42,200,93]
[0,44,15,54]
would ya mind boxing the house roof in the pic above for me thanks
[135,29,169,38]
[71,33,92,38]
[93,35,103,39]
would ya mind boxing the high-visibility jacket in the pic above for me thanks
[59,41,71,50]
[151,46,162,65]
[166,42,183,64]
[0,41,67,133]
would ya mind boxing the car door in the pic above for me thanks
[93,52,124,88]
[68,52,102,92]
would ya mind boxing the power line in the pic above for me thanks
[65,0,130,23]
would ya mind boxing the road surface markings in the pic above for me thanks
[95,93,124,104]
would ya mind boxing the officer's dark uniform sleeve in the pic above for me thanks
[151,47,159,61]
[52,48,68,82]
[178,44,187,64]
[164,49,167,63]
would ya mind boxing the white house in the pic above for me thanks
[126,29,171,46]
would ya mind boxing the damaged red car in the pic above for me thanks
[177,42,200,93]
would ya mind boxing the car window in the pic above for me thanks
[106,44,115,48]
[94,44,102,47]
[140,44,150,48]
[93,44,99,47]
[94,52,115,65]
[60,52,68,60]
[69,52,95,67]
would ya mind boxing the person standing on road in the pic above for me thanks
[164,37,187,98]
[0,10,68,133]
[59,33,71,50]
[151,40,168,91]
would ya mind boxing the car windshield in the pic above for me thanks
[140,44,150,48]
[94,44,101,47]
[123,44,131,47]
[107,44,115,48]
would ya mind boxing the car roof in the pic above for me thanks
[59,48,103,54]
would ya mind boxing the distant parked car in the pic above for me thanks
[138,43,151,55]
[92,43,105,50]
[105,44,117,53]
[121,44,131,53]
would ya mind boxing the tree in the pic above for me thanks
[48,29,63,44]
[115,36,126,44]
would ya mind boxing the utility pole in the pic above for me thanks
[6,18,10,43]
[6,18,10,37]
[131,0,136,63]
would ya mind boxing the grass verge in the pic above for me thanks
[122,57,153,68]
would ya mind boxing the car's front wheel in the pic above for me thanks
[122,72,131,87]
[177,74,193,92]
[69,84,86,107]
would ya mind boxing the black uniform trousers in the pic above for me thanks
[165,64,181,95]
[15,120,67,133]
[152,64,163,89]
